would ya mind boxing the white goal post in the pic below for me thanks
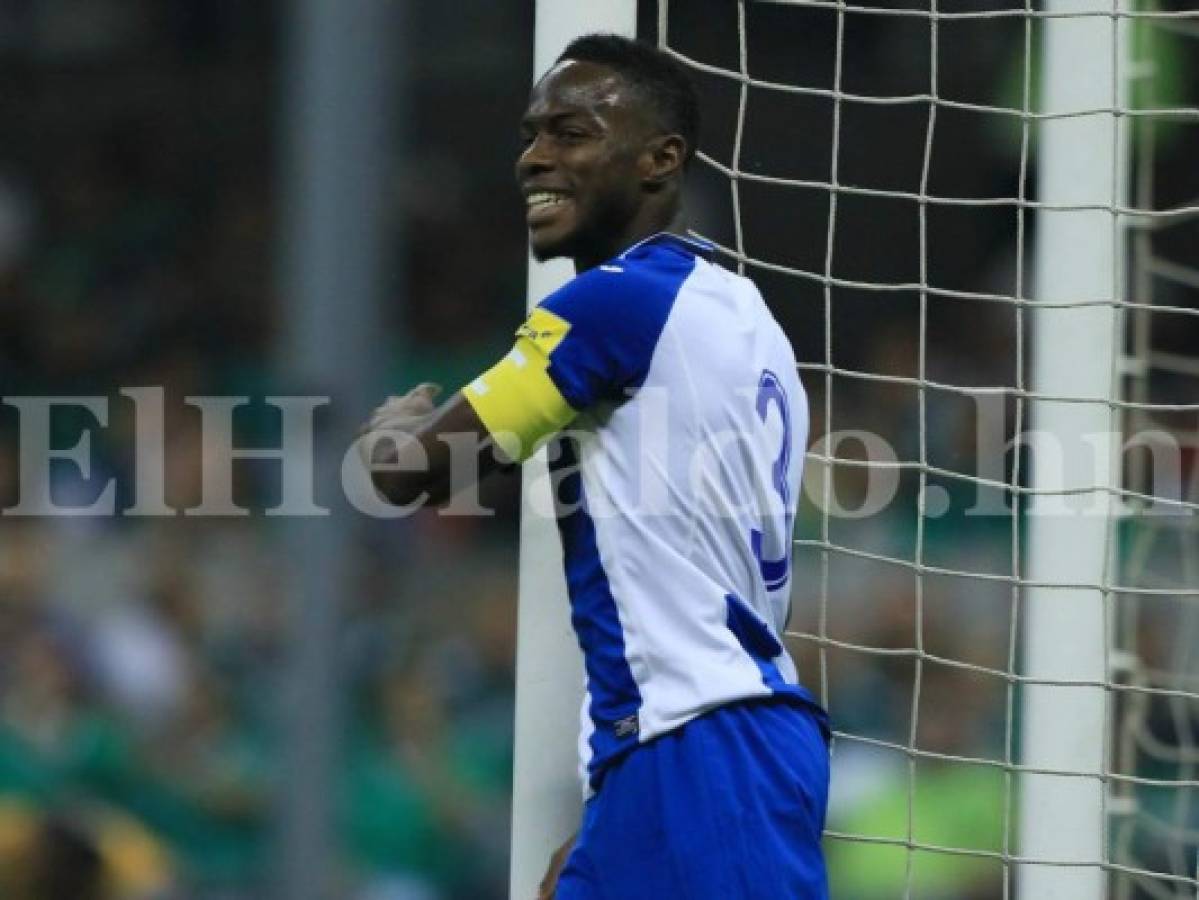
[509,4,638,899]
[1018,0,1130,896]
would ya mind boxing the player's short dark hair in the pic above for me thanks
[557,34,701,168]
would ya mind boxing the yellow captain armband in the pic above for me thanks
[462,307,577,463]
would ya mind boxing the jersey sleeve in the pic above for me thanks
[461,260,682,462]
[461,305,578,463]
[536,263,679,410]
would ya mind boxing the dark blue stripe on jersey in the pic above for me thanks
[552,438,643,784]
[725,593,827,729]
[539,238,697,411]
[751,529,791,592]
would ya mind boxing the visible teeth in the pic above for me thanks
[527,192,567,209]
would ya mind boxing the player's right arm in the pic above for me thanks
[363,305,580,506]
[364,263,672,507]
[460,304,581,464]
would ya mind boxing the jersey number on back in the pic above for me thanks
[750,369,792,592]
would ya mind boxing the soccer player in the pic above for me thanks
[363,34,831,899]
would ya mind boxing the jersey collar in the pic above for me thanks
[619,232,717,262]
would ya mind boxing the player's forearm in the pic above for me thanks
[368,454,449,508]
[366,391,505,508]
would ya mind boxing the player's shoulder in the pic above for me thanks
[539,233,710,333]
[559,234,706,299]
[544,259,649,310]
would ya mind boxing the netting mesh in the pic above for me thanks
[1114,6,1199,896]
[658,0,1199,896]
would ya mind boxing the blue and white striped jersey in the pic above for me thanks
[466,232,816,794]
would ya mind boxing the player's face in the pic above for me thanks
[516,61,656,266]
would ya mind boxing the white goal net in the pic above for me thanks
[657,0,1199,897]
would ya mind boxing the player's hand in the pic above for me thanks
[537,832,577,900]
[359,383,443,469]
[367,382,443,432]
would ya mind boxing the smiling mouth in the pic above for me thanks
[525,191,572,226]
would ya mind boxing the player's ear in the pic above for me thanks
[642,134,686,190]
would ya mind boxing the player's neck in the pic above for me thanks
[572,209,684,274]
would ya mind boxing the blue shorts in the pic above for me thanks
[556,697,830,900]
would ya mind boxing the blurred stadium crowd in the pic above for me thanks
[0,1,1191,898]
[0,3,527,898]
